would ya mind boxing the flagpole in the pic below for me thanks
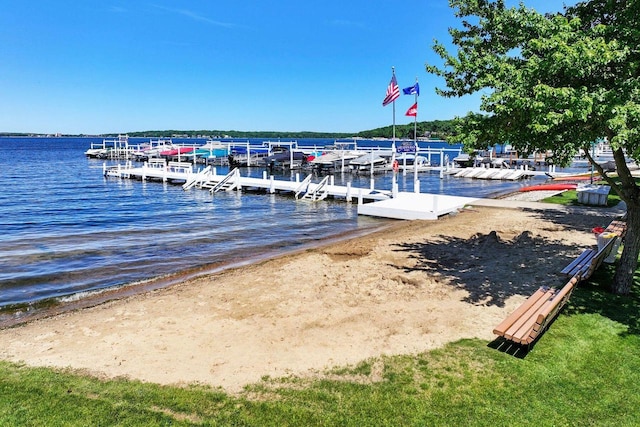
[391,67,397,197]
[382,66,400,197]
[413,77,418,145]
[413,77,419,193]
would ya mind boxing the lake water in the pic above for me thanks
[0,136,548,322]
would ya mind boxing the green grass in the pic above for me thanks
[541,188,622,207]
[2,269,640,426]
[541,176,640,206]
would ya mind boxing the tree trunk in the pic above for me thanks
[612,201,640,295]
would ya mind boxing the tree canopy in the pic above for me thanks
[428,0,640,294]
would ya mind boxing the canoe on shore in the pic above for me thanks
[551,173,600,181]
[519,183,578,192]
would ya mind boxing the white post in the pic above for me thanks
[346,182,352,202]
[370,149,374,180]
[413,142,418,185]
[269,175,275,193]
[402,153,407,176]
[439,149,444,179]
[391,141,398,195]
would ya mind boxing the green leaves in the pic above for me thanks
[428,0,640,165]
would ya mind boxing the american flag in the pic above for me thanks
[382,74,400,106]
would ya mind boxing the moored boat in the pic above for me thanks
[348,153,388,174]
[160,146,195,157]
[131,139,176,160]
[262,147,307,169]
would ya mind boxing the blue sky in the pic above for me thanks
[0,1,572,135]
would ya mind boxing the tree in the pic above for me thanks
[427,0,640,294]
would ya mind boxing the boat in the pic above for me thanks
[452,152,483,168]
[227,146,269,166]
[348,153,388,174]
[193,140,229,161]
[262,147,307,169]
[394,153,428,167]
[84,145,110,158]
[160,146,195,157]
[551,172,600,181]
[310,150,364,171]
[85,135,129,159]
[519,183,578,192]
[131,139,176,160]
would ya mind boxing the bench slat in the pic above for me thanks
[517,277,579,345]
[581,237,617,280]
[494,276,579,346]
[605,220,627,238]
[493,288,549,336]
[561,249,595,276]
[503,289,557,341]
[561,218,626,280]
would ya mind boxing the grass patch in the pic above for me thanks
[541,188,622,207]
[2,272,640,425]
[541,176,640,206]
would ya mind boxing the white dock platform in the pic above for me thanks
[103,161,534,221]
[104,162,393,202]
[357,192,477,220]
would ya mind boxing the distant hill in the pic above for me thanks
[123,130,355,139]
[124,120,456,140]
[1,120,457,139]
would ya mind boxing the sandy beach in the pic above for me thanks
[0,203,614,393]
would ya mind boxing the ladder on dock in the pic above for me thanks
[182,165,212,190]
[297,175,330,201]
[209,168,240,193]
[294,175,313,200]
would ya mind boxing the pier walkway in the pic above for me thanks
[104,161,393,202]
[102,161,581,221]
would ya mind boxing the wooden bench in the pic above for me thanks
[560,237,616,280]
[493,276,579,347]
[604,220,627,239]
[560,219,626,281]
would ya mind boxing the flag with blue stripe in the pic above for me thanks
[402,83,420,96]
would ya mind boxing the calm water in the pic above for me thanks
[0,136,537,316]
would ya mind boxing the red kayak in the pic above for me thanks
[519,183,578,192]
